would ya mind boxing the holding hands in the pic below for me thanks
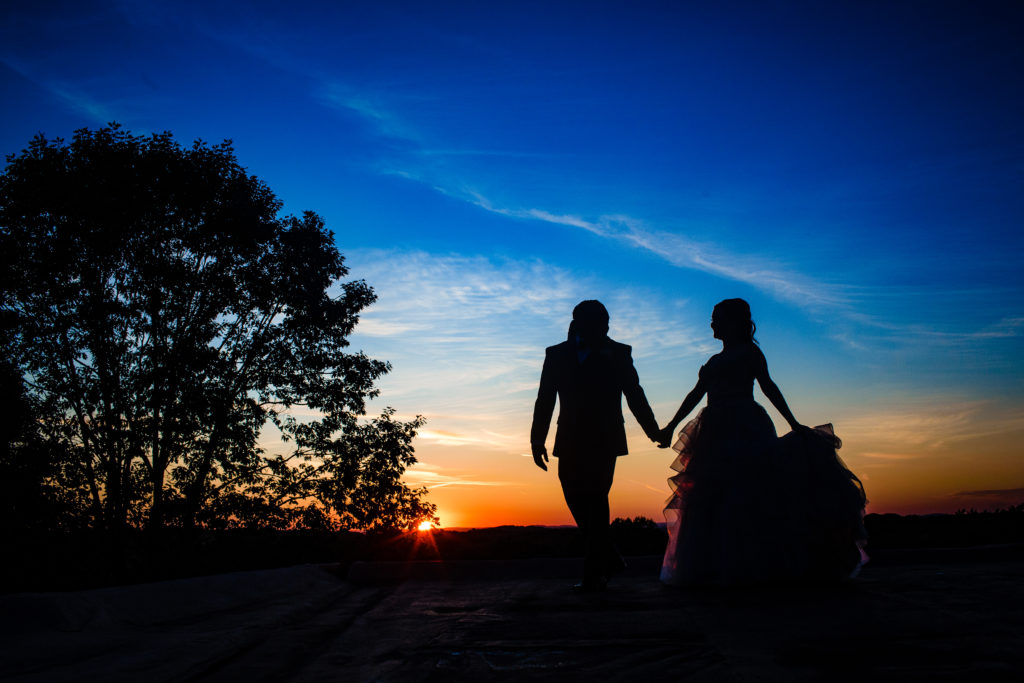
[643,422,675,449]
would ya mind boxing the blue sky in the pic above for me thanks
[3,1,1023,524]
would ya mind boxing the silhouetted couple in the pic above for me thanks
[531,299,867,592]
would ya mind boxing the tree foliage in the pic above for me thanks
[0,124,436,533]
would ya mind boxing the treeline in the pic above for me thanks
[0,520,661,592]
[865,504,1024,549]
[4,509,1022,592]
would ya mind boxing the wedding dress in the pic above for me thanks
[661,346,868,585]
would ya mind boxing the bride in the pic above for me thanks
[657,298,867,585]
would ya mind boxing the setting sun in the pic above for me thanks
[417,520,434,532]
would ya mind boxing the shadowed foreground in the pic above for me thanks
[2,551,1022,682]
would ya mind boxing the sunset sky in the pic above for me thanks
[3,1,1023,527]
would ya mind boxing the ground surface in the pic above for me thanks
[2,551,1022,682]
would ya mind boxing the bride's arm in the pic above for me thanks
[752,347,803,431]
[658,378,706,447]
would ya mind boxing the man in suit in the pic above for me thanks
[531,300,660,591]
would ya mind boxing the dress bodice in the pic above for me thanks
[699,345,758,405]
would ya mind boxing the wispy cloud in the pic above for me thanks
[319,85,424,143]
[840,401,1024,454]
[949,487,1024,510]
[859,452,924,460]
[432,185,847,310]
[465,191,608,235]
[183,38,1014,347]
[313,84,849,311]
[844,312,1024,345]
[345,249,709,463]
[625,478,670,495]
[979,316,1024,339]
[349,248,708,354]
[318,84,546,161]
[403,462,509,489]
[953,487,1024,498]
[419,148,553,159]
[350,81,1021,356]
[0,56,117,123]
[623,228,848,308]
[318,83,1023,362]
[418,428,519,450]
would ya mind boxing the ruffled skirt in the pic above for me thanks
[661,402,867,585]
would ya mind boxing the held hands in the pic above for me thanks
[531,442,549,471]
[644,423,673,449]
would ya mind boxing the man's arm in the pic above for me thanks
[620,346,659,441]
[530,348,556,471]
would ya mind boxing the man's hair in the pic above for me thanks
[572,299,609,323]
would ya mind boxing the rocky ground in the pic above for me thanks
[2,550,1022,682]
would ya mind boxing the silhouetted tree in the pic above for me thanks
[0,336,91,532]
[0,125,435,533]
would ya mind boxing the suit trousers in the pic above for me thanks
[558,454,623,582]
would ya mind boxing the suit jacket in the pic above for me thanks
[531,338,658,458]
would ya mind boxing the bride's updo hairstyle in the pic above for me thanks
[713,298,758,345]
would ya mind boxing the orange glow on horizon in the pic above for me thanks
[415,437,1024,528]
[402,400,1024,529]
